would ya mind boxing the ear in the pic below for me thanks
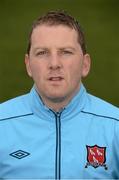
[81,54,91,77]
[25,54,32,77]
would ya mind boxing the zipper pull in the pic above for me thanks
[56,112,60,117]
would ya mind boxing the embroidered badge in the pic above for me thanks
[85,145,108,170]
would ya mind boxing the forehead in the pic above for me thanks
[31,25,79,46]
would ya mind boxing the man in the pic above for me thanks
[0,10,119,179]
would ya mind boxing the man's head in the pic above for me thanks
[25,10,91,111]
[27,10,86,55]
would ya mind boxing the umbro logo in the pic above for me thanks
[9,150,30,159]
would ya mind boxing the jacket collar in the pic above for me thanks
[29,83,87,120]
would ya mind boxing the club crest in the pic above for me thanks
[85,145,107,170]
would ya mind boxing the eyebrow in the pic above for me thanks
[33,47,48,51]
[59,47,76,51]
[33,46,76,51]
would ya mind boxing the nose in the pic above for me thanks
[48,53,62,70]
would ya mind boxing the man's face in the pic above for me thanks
[25,25,90,104]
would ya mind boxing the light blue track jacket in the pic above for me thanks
[0,84,119,179]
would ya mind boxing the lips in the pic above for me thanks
[48,76,64,81]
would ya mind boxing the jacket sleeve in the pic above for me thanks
[113,121,119,178]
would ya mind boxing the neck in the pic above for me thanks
[40,96,71,112]
[39,87,81,112]
[35,85,81,112]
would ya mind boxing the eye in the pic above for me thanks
[36,50,47,56]
[63,50,73,54]
[60,50,74,56]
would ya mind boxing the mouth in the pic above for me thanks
[48,75,64,84]
[49,77,64,81]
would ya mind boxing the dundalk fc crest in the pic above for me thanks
[85,145,108,170]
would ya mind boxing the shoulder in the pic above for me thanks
[0,93,33,121]
[82,93,119,121]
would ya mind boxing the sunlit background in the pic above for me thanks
[0,0,119,106]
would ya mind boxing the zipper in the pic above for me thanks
[55,112,61,180]
[50,108,64,180]
[50,110,62,180]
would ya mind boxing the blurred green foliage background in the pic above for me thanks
[0,0,119,106]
